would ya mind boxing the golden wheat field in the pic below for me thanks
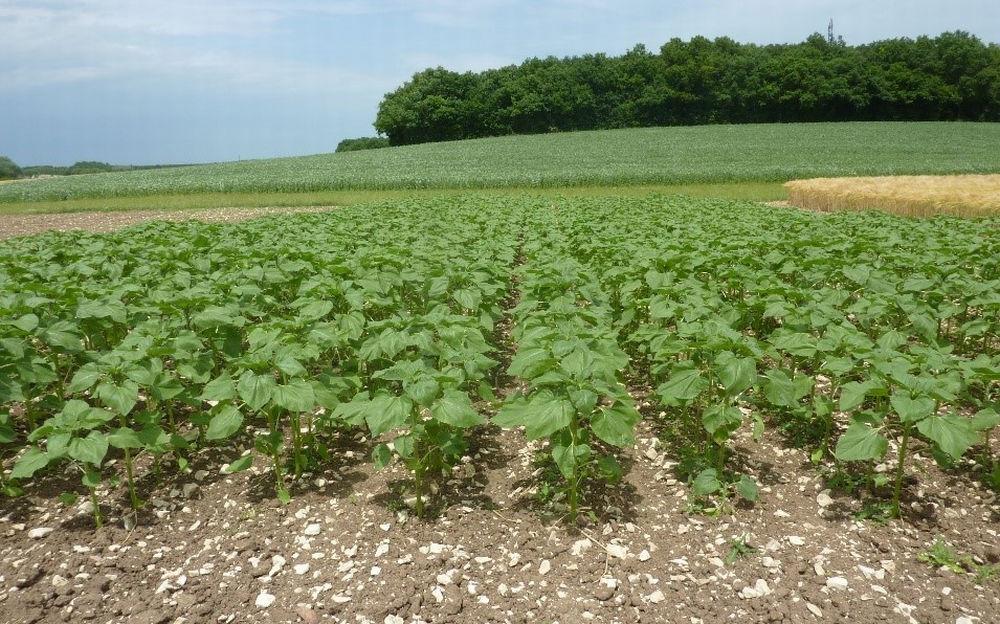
[784,174,1000,217]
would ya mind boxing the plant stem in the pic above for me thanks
[119,414,140,510]
[892,424,911,519]
[414,453,425,518]
[90,489,103,528]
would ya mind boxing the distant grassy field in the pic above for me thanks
[2,122,998,209]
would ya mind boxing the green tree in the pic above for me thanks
[0,156,22,180]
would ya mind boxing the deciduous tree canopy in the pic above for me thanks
[375,32,1000,145]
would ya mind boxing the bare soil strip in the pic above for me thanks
[0,206,336,240]
[1,416,997,624]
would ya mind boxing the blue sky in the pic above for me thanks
[2,0,998,166]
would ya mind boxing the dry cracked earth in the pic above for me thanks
[0,414,997,624]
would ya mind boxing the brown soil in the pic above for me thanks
[0,414,996,624]
[0,206,336,240]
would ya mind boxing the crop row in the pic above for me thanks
[1,196,998,525]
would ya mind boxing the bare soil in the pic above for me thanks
[0,207,335,240]
[0,413,997,624]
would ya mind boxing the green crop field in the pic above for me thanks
[1,195,997,526]
[2,122,1000,208]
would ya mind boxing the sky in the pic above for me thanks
[1,0,998,166]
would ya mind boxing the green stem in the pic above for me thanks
[119,414,140,510]
[90,489,103,528]
[892,424,911,519]
[413,444,425,519]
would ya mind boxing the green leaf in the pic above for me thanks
[107,427,144,449]
[66,366,103,394]
[970,408,999,432]
[691,468,721,496]
[372,443,392,470]
[834,422,888,462]
[763,370,813,407]
[839,380,871,412]
[9,313,39,333]
[68,431,109,466]
[404,378,440,405]
[365,395,412,437]
[299,300,334,322]
[94,381,139,416]
[10,447,49,479]
[916,415,977,460]
[657,369,706,403]
[523,397,574,441]
[591,402,641,447]
[237,371,276,412]
[82,470,101,489]
[507,347,555,379]
[716,354,756,396]
[596,455,623,483]
[206,405,244,441]
[702,404,742,443]
[222,454,253,474]
[550,442,573,479]
[889,393,935,424]
[735,474,759,502]
[431,391,483,428]
[272,380,316,413]
[200,375,236,402]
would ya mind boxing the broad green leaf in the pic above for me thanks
[272,380,316,413]
[223,454,253,474]
[839,380,872,412]
[691,468,721,496]
[508,347,555,379]
[596,455,623,482]
[94,381,139,416]
[299,300,334,321]
[206,405,244,441]
[107,427,144,449]
[657,369,706,403]
[916,415,977,460]
[763,370,812,407]
[735,474,759,502]
[237,372,276,412]
[68,431,109,466]
[702,404,742,442]
[372,443,392,470]
[365,395,412,437]
[970,408,1000,432]
[523,397,574,440]
[431,391,483,428]
[716,354,756,396]
[834,422,888,462]
[889,393,935,424]
[200,375,236,402]
[11,447,49,479]
[9,313,39,333]
[591,402,641,447]
[66,365,104,394]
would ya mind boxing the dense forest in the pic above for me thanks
[374,32,1000,145]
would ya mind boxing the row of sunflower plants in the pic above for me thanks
[494,221,641,522]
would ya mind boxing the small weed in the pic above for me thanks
[724,536,757,565]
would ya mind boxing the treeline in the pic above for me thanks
[0,158,191,180]
[374,32,1000,145]
[335,137,390,152]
